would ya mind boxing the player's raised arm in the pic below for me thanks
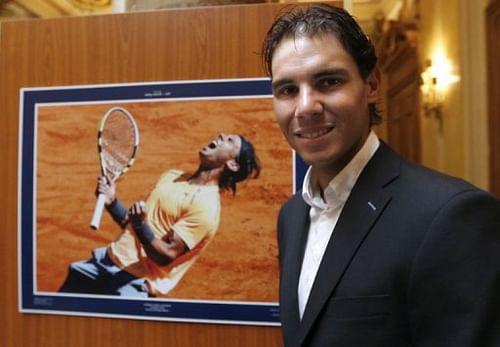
[128,201,188,266]
[96,176,116,205]
[95,176,128,228]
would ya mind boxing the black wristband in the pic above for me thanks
[106,198,128,227]
[132,222,155,245]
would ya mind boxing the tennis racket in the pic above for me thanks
[90,106,139,230]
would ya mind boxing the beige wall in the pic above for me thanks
[419,0,489,190]
[460,0,490,190]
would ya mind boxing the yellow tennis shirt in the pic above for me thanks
[108,170,221,295]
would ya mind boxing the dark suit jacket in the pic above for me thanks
[277,142,500,347]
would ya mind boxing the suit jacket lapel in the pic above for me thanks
[296,143,400,346]
[280,194,311,344]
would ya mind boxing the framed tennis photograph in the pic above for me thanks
[18,78,307,325]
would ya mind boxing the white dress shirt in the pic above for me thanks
[297,131,380,319]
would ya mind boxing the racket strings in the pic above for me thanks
[100,110,138,179]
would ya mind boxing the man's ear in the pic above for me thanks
[225,159,240,173]
[366,66,381,103]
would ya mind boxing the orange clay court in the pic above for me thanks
[34,98,292,302]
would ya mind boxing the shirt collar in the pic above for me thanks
[302,131,380,210]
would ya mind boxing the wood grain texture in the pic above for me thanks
[487,0,500,196]
[381,44,421,163]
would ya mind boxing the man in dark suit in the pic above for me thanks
[262,3,500,346]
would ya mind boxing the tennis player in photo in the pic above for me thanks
[59,132,261,297]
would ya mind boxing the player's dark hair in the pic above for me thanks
[261,3,381,125]
[219,135,261,194]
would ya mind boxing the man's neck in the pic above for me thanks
[311,166,342,194]
[310,154,353,195]
[188,167,223,186]
[309,131,376,195]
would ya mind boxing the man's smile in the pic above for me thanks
[294,126,335,139]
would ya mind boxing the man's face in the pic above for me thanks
[271,34,379,179]
[199,133,242,170]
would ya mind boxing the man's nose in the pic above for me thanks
[295,87,323,118]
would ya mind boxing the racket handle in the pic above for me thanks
[90,194,107,230]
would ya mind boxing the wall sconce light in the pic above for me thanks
[421,60,442,118]
[420,56,459,122]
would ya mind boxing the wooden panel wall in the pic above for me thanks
[380,43,421,163]
[487,0,500,196]
[0,2,338,346]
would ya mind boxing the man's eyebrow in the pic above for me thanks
[271,78,293,90]
[313,68,349,79]
[271,68,350,89]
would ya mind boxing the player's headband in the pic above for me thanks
[234,135,259,182]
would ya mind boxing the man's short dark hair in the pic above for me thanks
[262,3,381,125]
[219,135,261,194]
